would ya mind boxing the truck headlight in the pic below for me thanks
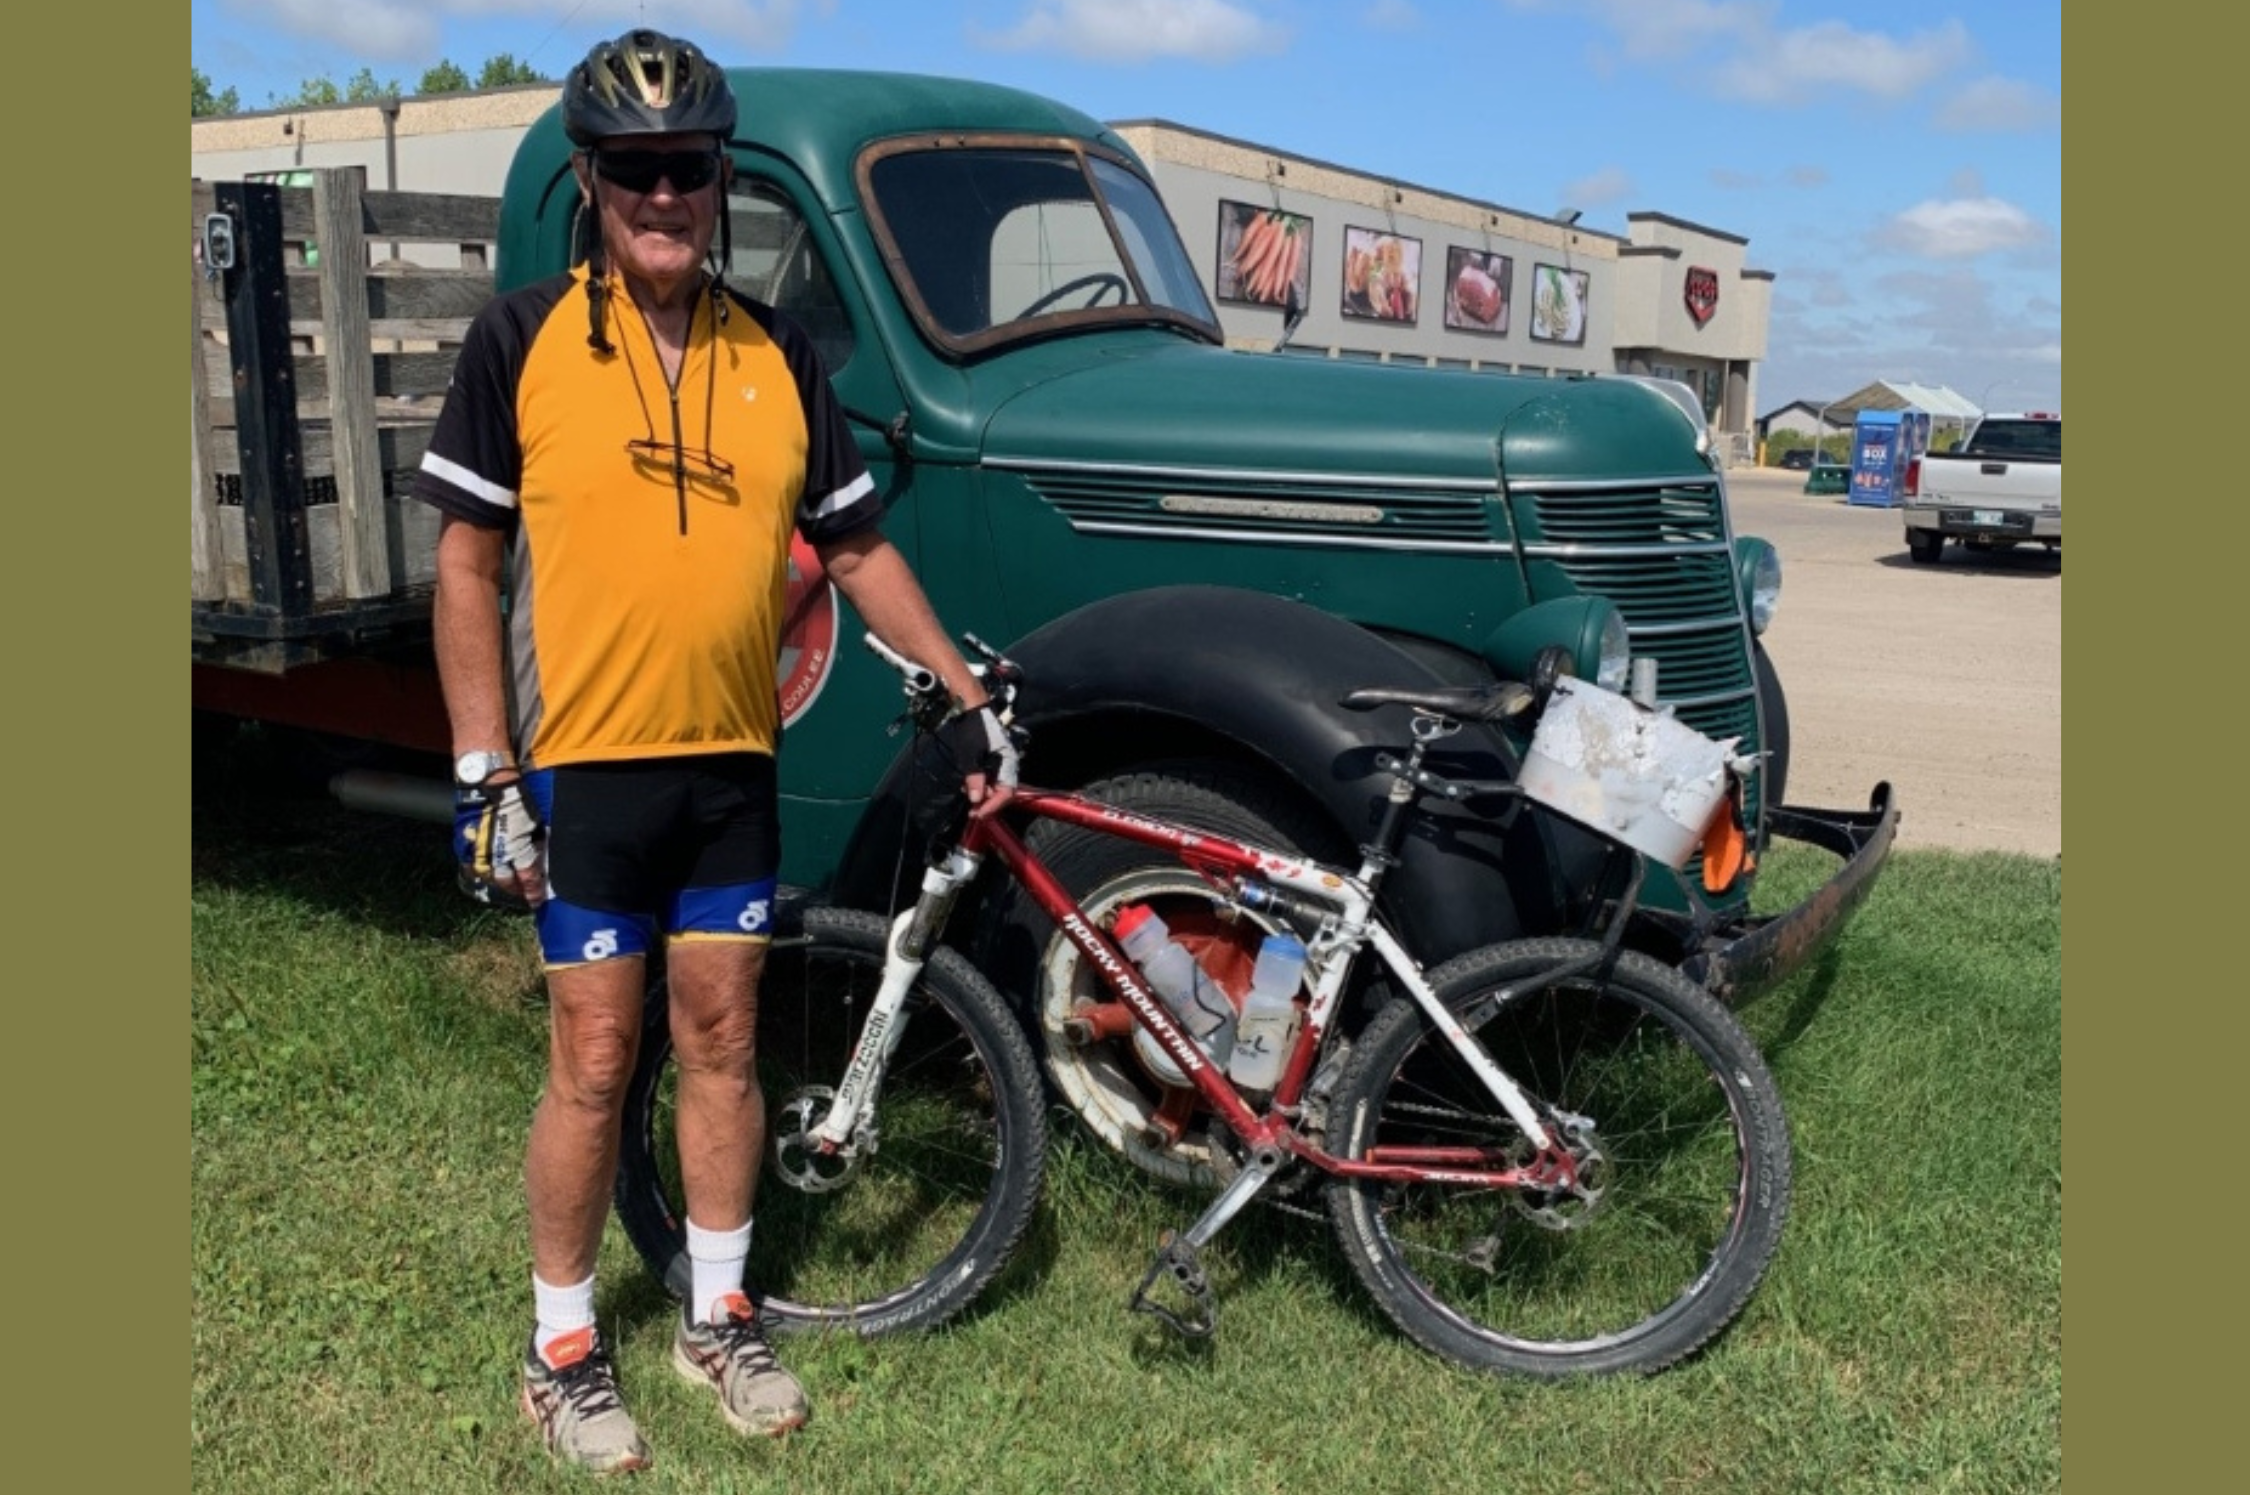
[1735,538,1781,635]
[1594,606,1631,690]
[1481,597,1632,694]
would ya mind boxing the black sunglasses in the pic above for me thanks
[591,148,723,195]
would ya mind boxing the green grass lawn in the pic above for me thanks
[191,736,2060,1493]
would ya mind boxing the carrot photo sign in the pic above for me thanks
[1217,200,1313,308]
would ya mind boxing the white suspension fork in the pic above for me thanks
[808,849,979,1149]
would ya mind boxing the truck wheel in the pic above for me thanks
[978,760,1341,1186]
[1907,530,1945,565]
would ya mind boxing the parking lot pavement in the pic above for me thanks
[1723,468,2061,859]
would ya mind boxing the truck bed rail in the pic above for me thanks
[191,171,499,672]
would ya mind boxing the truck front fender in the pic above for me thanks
[835,585,1587,963]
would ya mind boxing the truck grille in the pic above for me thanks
[1512,474,1765,822]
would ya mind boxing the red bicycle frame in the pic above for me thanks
[956,788,1579,1194]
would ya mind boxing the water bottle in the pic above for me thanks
[1227,933,1307,1094]
[1113,903,1235,1086]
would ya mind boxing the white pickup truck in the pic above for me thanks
[1903,413,2062,564]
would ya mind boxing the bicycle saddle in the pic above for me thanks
[1338,681,1536,723]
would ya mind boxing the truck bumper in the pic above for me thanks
[1905,506,2060,543]
[1670,782,1901,1007]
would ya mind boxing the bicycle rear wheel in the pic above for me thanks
[615,907,1047,1337]
[1326,938,1790,1377]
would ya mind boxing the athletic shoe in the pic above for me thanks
[521,1325,651,1474]
[672,1293,809,1436]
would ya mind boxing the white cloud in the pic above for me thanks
[1785,164,1830,188]
[1364,0,1422,31]
[1935,76,2062,132]
[978,0,1288,63]
[232,0,439,60]
[1946,166,1985,198]
[1562,165,1635,208]
[1709,167,1762,190]
[229,0,808,61]
[1507,1,1971,107]
[1876,197,2047,259]
[1712,19,1972,105]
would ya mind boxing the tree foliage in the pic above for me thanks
[417,60,472,95]
[192,66,240,117]
[208,53,550,111]
[476,54,545,88]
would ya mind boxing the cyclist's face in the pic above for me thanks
[580,132,728,298]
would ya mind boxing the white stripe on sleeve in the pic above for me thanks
[420,452,519,510]
[807,470,876,521]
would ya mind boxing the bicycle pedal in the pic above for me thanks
[1127,1229,1216,1339]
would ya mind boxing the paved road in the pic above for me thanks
[1724,468,2061,859]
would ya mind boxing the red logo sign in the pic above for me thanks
[1684,266,1720,326]
[777,533,838,727]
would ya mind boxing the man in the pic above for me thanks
[414,29,1015,1474]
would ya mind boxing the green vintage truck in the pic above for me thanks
[191,68,1895,1009]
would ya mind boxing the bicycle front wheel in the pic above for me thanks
[1326,938,1790,1377]
[615,907,1048,1337]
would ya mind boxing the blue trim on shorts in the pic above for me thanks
[534,875,781,966]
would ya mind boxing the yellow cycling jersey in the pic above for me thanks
[414,267,879,768]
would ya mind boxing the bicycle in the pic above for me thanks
[614,631,1792,1377]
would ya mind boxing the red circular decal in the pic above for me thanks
[777,533,838,727]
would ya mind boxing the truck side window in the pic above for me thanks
[725,183,856,372]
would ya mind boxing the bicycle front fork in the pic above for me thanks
[807,847,984,1151]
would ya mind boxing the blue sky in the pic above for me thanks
[191,0,2062,415]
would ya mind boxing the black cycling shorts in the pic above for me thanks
[519,755,780,964]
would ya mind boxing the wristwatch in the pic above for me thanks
[453,749,513,788]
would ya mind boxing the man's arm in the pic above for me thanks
[433,515,515,758]
[816,529,1013,812]
[434,514,548,903]
[817,530,986,709]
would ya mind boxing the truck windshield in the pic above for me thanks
[1963,419,2061,461]
[866,143,1220,352]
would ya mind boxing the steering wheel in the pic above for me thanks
[1016,272,1130,320]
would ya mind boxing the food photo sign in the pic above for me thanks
[1342,227,1421,324]
[1442,247,1513,335]
[1530,263,1589,345]
[1216,200,1313,308]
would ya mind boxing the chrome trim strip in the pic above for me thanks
[1660,687,1761,711]
[1070,519,1516,554]
[1626,614,1751,637]
[1507,473,1719,493]
[1520,540,1733,558]
[990,455,1497,493]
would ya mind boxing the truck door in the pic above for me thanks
[722,169,913,877]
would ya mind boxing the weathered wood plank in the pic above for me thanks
[204,422,435,478]
[197,267,496,330]
[314,169,391,599]
[191,252,227,602]
[268,187,502,244]
[223,350,461,404]
[217,490,443,603]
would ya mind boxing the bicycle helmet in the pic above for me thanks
[562,29,736,147]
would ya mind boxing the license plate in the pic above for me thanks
[1971,509,2004,526]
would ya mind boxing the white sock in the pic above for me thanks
[532,1271,597,1363]
[686,1217,753,1322]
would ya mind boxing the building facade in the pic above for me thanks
[192,85,1773,451]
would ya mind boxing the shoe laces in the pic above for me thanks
[547,1342,629,1420]
[705,1309,782,1375]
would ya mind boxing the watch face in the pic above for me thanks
[456,751,505,785]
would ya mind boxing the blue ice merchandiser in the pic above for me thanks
[1846,409,1932,508]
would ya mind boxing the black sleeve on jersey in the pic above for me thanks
[724,290,883,544]
[413,275,573,530]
